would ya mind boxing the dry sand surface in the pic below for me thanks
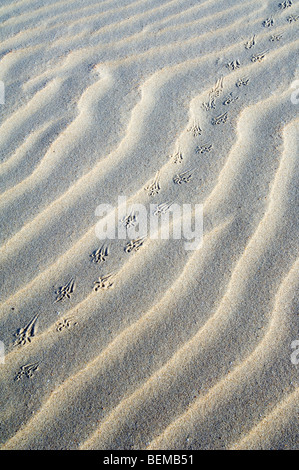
[0,0,298,450]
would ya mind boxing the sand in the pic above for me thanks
[0,0,298,450]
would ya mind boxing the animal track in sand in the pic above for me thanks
[270,33,283,41]
[173,169,195,185]
[202,77,224,110]
[202,96,216,111]
[125,237,146,253]
[212,112,228,125]
[263,17,274,27]
[90,244,109,263]
[245,36,256,49]
[169,151,183,164]
[14,314,38,346]
[210,77,224,98]
[121,213,137,229]
[226,60,241,71]
[223,93,239,105]
[93,273,115,291]
[279,1,292,9]
[187,124,202,137]
[251,50,269,63]
[153,202,172,216]
[287,14,298,22]
[195,144,212,154]
[236,77,250,87]
[144,172,161,196]
[15,363,39,381]
[54,278,75,303]
[56,318,78,332]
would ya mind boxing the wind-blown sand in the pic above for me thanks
[0,0,298,450]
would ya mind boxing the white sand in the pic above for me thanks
[0,0,298,450]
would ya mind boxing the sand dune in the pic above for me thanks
[0,0,298,450]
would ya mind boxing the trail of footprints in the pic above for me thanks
[9,0,298,411]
